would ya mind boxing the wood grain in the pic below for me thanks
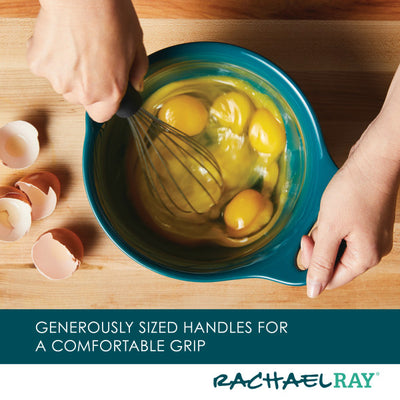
[1,17,400,309]
[3,0,400,20]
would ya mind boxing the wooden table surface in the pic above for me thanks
[1,1,400,309]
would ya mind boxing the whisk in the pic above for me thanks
[117,84,224,215]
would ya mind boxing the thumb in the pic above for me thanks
[129,42,149,93]
[306,226,342,298]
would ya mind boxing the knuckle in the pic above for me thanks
[86,82,124,107]
[27,55,41,76]
[361,252,380,269]
[82,80,126,121]
[80,91,95,106]
[86,102,114,123]
[348,253,378,274]
[310,257,333,274]
[383,240,393,256]
[109,84,125,105]
[344,260,369,277]
[359,238,385,268]
[52,77,69,95]
[381,230,394,256]
[318,219,340,237]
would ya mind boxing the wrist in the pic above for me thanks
[368,64,400,162]
[368,112,400,162]
[353,116,400,194]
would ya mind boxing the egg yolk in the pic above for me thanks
[158,94,208,136]
[212,128,255,189]
[224,189,273,237]
[248,108,286,159]
[135,76,288,246]
[210,91,253,134]
[255,160,279,194]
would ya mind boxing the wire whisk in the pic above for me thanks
[117,84,224,215]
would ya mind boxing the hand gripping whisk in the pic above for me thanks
[117,85,224,215]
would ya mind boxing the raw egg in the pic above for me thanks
[224,189,273,237]
[212,128,255,189]
[210,91,253,134]
[158,94,208,136]
[0,120,40,169]
[255,160,279,194]
[16,171,61,221]
[248,108,286,160]
[31,228,84,280]
[0,186,32,241]
[133,76,287,246]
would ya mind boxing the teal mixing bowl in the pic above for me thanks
[83,42,337,286]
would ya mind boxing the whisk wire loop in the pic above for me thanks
[140,124,200,214]
[120,87,224,216]
[130,112,218,215]
[152,124,222,205]
[128,117,175,214]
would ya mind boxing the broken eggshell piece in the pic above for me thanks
[16,171,61,220]
[0,186,32,241]
[32,228,84,280]
[0,121,40,169]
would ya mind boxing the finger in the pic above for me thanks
[129,42,149,92]
[325,260,359,291]
[26,37,42,77]
[296,222,318,270]
[26,36,33,49]
[309,223,318,241]
[297,235,314,270]
[306,227,342,298]
[325,244,370,290]
[63,91,81,104]
[85,100,118,123]
[65,84,122,122]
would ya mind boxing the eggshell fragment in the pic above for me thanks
[16,171,61,220]
[0,121,40,169]
[0,186,32,241]
[32,228,84,280]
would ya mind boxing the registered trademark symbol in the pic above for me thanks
[376,372,380,376]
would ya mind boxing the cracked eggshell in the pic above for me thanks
[16,171,61,220]
[32,228,84,280]
[0,186,32,241]
[0,120,40,169]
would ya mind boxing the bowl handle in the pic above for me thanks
[238,155,338,286]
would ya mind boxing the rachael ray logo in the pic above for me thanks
[213,371,377,390]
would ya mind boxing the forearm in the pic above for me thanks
[304,64,400,297]
[39,0,125,10]
[369,65,400,161]
[348,65,400,195]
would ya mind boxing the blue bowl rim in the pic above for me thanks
[82,41,337,286]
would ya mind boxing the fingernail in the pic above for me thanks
[296,250,305,270]
[307,281,322,298]
[134,80,144,92]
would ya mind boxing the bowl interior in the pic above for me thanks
[88,53,307,276]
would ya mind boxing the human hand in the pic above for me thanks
[27,0,148,122]
[299,116,400,298]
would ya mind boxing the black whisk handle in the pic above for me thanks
[116,83,143,118]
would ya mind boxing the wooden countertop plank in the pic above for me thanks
[1,18,400,309]
[3,0,400,20]
[3,19,400,73]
